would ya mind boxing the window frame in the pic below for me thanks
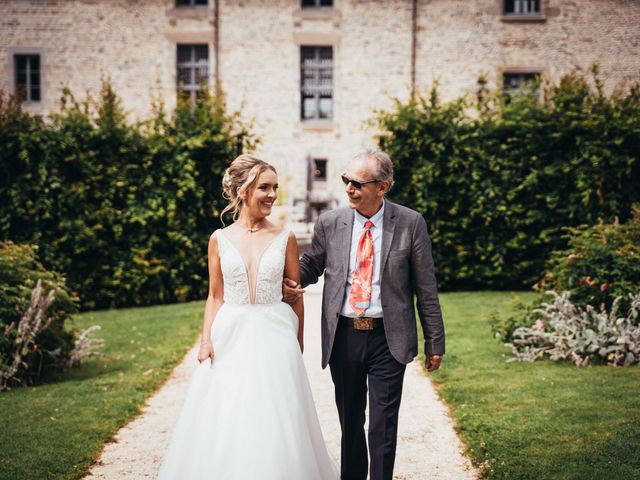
[7,48,44,106]
[501,0,547,22]
[313,158,328,182]
[501,69,543,100]
[300,45,334,122]
[14,54,41,103]
[301,0,333,8]
[175,0,208,7]
[176,44,210,105]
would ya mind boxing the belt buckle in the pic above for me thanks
[353,317,375,331]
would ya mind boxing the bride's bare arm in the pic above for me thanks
[198,233,224,363]
[284,232,304,353]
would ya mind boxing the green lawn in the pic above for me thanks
[423,292,640,480]
[0,301,202,480]
[2,293,639,480]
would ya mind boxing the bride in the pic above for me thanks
[157,154,339,479]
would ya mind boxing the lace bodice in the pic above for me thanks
[215,229,290,305]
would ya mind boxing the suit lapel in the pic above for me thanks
[337,208,354,274]
[380,201,396,276]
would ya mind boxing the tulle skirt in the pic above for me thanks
[157,302,339,480]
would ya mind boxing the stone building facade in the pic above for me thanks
[2,0,639,219]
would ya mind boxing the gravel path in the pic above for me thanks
[85,281,478,479]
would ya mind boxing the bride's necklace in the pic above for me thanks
[239,220,264,233]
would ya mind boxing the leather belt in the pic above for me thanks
[340,315,383,331]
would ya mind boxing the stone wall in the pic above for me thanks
[1,0,178,119]
[2,0,639,211]
[414,0,640,102]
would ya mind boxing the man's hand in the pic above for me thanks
[424,354,442,372]
[282,277,305,304]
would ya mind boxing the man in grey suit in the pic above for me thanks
[285,150,445,480]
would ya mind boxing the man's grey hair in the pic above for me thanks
[354,149,395,190]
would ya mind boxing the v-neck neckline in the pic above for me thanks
[219,229,287,304]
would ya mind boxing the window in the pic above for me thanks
[302,0,333,7]
[14,54,41,103]
[177,45,209,103]
[301,46,333,121]
[503,72,540,99]
[313,159,327,181]
[504,0,540,16]
[176,0,208,6]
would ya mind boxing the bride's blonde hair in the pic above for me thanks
[221,154,276,223]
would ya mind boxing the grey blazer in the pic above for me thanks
[300,200,445,368]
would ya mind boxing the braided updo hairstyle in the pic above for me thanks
[220,154,277,223]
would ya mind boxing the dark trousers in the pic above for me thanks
[329,318,407,480]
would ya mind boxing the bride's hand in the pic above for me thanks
[198,341,215,364]
[283,277,305,304]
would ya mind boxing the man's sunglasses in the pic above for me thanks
[341,175,380,190]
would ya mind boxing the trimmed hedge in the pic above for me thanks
[375,68,640,290]
[0,82,256,309]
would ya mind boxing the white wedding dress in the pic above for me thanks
[157,228,339,480]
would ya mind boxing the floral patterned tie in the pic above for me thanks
[349,220,374,316]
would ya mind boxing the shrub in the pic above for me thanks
[0,242,77,388]
[489,301,531,343]
[492,211,640,344]
[507,291,640,366]
[0,81,256,309]
[375,68,640,290]
[536,205,640,313]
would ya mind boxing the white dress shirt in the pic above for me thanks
[340,201,385,318]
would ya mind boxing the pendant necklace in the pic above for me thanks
[243,221,262,233]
